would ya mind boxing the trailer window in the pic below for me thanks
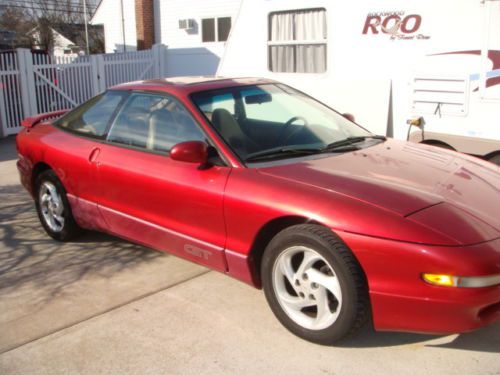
[268,8,327,73]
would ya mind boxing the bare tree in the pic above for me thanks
[4,0,104,54]
[0,6,35,48]
[29,0,87,23]
[0,6,33,33]
[26,1,86,52]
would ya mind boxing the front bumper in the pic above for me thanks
[370,287,500,334]
[337,231,500,334]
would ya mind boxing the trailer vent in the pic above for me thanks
[411,75,469,116]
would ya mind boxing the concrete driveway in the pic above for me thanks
[0,136,498,375]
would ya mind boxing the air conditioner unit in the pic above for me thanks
[179,19,195,30]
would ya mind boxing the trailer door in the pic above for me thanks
[480,0,500,100]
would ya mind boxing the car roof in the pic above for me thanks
[110,76,278,96]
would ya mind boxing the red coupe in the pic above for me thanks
[16,77,500,344]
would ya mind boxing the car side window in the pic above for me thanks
[107,92,205,152]
[55,91,126,137]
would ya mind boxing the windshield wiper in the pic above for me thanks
[323,135,386,151]
[245,147,322,162]
[245,135,387,162]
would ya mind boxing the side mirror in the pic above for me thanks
[170,141,208,164]
[343,113,355,122]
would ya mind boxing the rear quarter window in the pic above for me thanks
[55,91,126,137]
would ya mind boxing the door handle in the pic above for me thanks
[88,147,101,164]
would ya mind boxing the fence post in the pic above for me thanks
[160,45,168,78]
[152,44,167,78]
[17,48,37,117]
[0,83,6,137]
[90,54,106,95]
[97,55,106,91]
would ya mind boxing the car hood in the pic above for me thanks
[257,139,500,243]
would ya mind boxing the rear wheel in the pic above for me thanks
[35,170,82,241]
[261,224,369,344]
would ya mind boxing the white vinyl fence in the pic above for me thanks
[0,44,167,137]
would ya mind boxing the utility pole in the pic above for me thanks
[83,0,90,54]
[120,0,127,52]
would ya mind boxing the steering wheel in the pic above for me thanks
[279,116,309,145]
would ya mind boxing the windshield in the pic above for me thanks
[191,84,373,162]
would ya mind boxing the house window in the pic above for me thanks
[268,8,327,73]
[202,19,216,42]
[217,17,231,41]
[202,17,232,42]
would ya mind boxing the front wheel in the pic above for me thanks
[35,169,82,241]
[261,224,369,344]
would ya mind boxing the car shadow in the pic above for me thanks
[336,318,499,353]
[2,182,498,354]
[0,184,164,305]
[0,136,17,162]
[424,322,500,353]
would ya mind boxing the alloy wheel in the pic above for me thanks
[39,181,65,232]
[272,246,343,330]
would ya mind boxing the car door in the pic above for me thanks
[94,91,230,271]
[49,90,127,230]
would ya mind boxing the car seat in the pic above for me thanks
[211,108,259,157]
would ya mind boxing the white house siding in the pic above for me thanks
[91,0,137,53]
[155,0,241,49]
[155,0,241,76]
[91,0,241,76]
[52,31,78,57]
[32,29,78,56]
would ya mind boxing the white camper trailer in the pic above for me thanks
[218,0,500,164]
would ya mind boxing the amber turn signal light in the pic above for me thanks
[422,273,457,287]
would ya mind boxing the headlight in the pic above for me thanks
[422,273,500,288]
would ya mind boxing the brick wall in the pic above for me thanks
[135,0,154,50]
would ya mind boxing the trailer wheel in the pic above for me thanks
[420,140,454,150]
[486,153,500,166]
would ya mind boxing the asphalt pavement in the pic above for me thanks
[0,135,498,375]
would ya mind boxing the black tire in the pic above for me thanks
[420,141,454,150]
[261,224,369,344]
[35,169,82,241]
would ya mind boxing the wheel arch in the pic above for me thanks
[247,215,323,287]
[31,162,53,197]
[419,139,455,150]
[484,150,500,165]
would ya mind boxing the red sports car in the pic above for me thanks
[16,77,500,344]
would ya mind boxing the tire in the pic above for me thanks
[35,169,82,241]
[261,224,369,344]
[421,141,454,150]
